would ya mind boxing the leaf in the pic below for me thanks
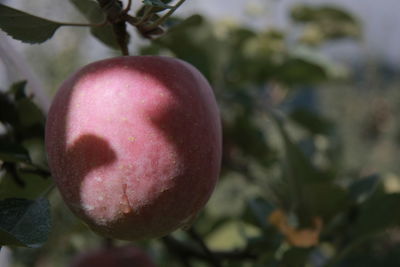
[143,0,173,9]
[0,172,52,200]
[276,58,328,85]
[290,4,361,44]
[246,197,275,229]
[9,81,28,100]
[0,92,18,126]
[0,4,63,43]
[17,98,46,128]
[69,0,104,24]
[69,0,120,49]
[274,114,322,184]
[349,174,380,203]
[0,142,31,163]
[355,193,400,236]
[0,229,25,247]
[289,108,333,135]
[0,198,51,248]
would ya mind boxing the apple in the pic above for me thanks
[45,56,222,240]
[70,246,156,267]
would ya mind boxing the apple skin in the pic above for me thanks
[70,246,156,267]
[45,56,222,240]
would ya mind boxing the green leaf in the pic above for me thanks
[355,193,400,236]
[349,174,380,203]
[0,142,31,163]
[290,4,361,44]
[276,58,328,85]
[302,183,348,220]
[246,197,275,229]
[0,4,63,43]
[0,172,52,200]
[90,26,119,49]
[9,81,28,100]
[69,0,120,49]
[0,92,18,126]
[17,98,45,128]
[0,229,25,247]
[143,0,173,9]
[69,0,104,23]
[0,198,51,248]
[274,114,322,184]
[289,108,333,135]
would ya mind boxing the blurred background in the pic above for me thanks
[1,0,400,266]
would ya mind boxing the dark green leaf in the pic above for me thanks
[9,81,28,100]
[0,229,25,247]
[355,193,400,236]
[274,114,322,184]
[69,0,120,49]
[0,142,31,163]
[0,198,51,247]
[17,98,45,128]
[69,0,104,23]
[276,58,328,85]
[349,174,380,203]
[302,183,348,220]
[143,0,173,9]
[0,172,52,200]
[289,108,333,135]
[246,197,275,229]
[290,4,361,43]
[0,92,18,126]
[0,4,63,43]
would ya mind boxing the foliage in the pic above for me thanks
[1,1,400,267]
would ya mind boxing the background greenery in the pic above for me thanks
[1,0,400,266]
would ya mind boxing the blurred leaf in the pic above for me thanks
[69,0,120,49]
[274,114,322,184]
[271,114,343,226]
[246,197,275,229]
[290,108,333,135]
[291,5,356,23]
[0,198,51,247]
[291,4,361,44]
[355,193,400,236]
[9,81,28,100]
[0,229,25,247]
[0,172,52,200]
[302,183,348,220]
[349,174,380,203]
[206,221,260,250]
[0,142,31,163]
[0,4,64,43]
[155,15,220,80]
[17,98,45,128]
[276,58,328,85]
[0,92,18,126]
[281,247,311,267]
[166,14,203,32]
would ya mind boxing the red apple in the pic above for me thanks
[70,246,156,267]
[45,56,222,240]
